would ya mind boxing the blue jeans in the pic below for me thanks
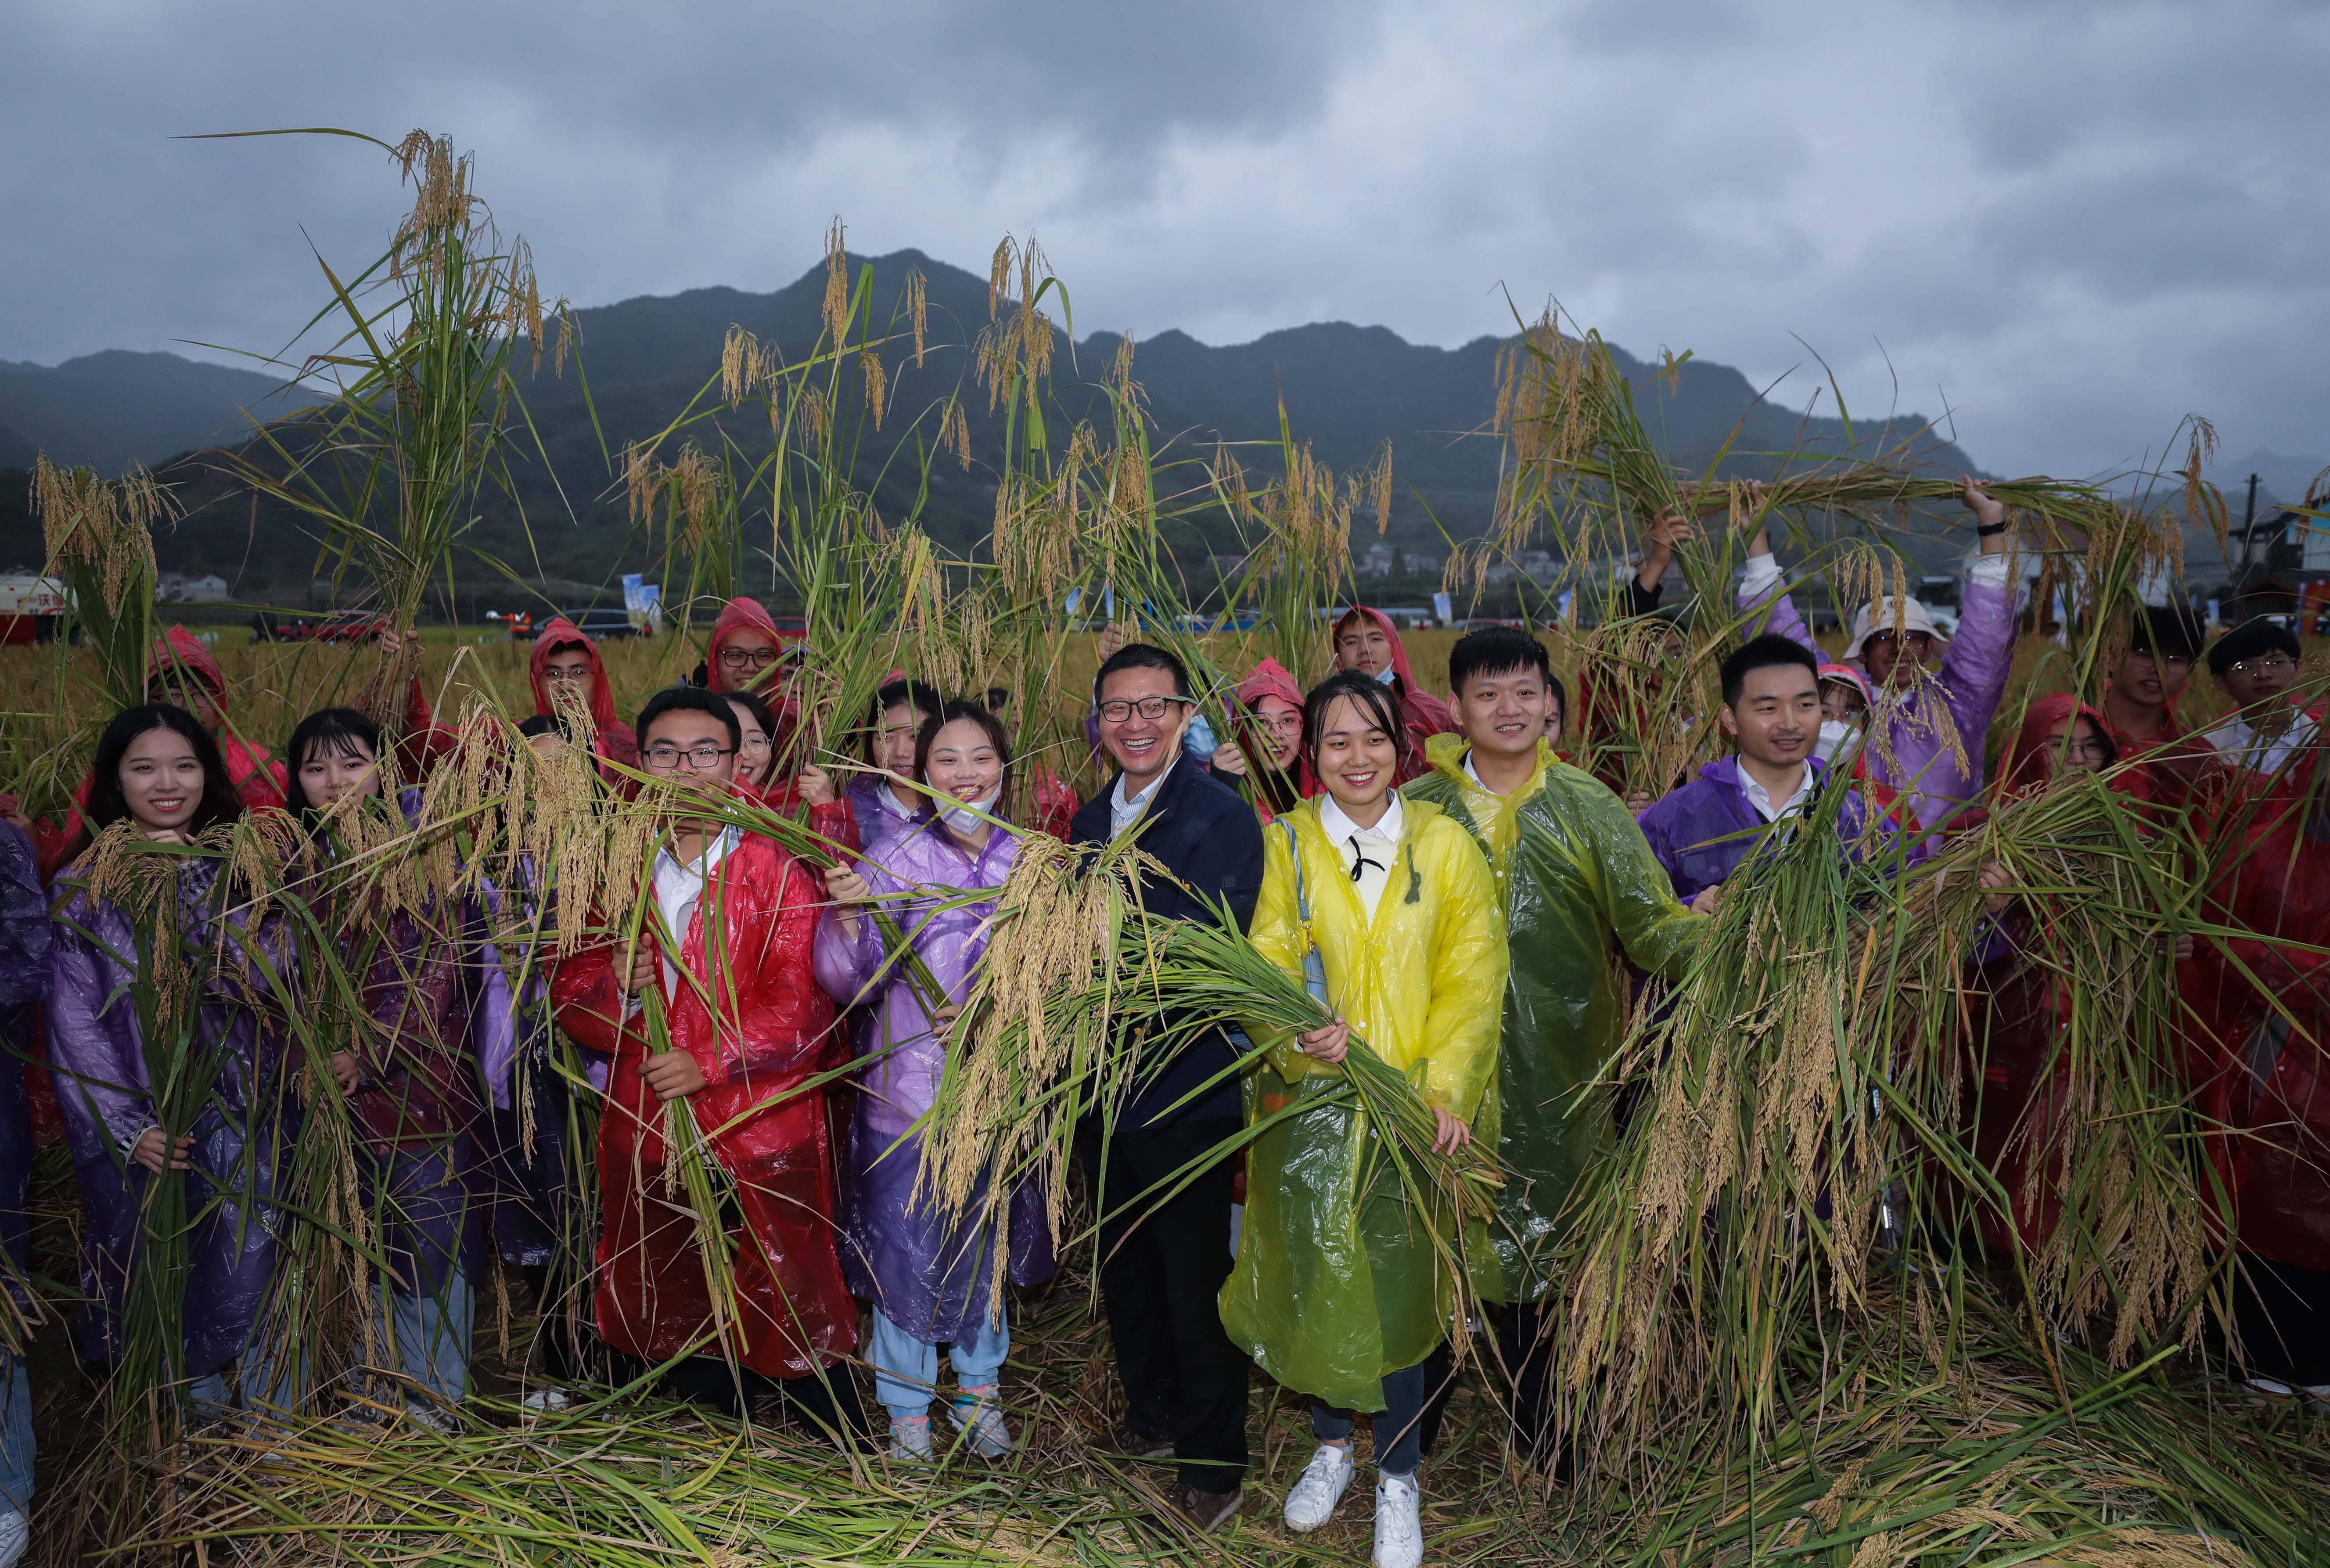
[187,1339,309,1420]
[377,1263,472,1411]
[0,1356,29,1512]
[867,1306,1010,1421]
[1311,1356,1446,1478]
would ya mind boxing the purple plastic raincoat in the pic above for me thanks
[338,788,512,1297]
[1744,570,2017,834]
[844,775,925,863]
[1638,757,1887,902]
[813,818,1056,1340]
[0,826,51,1287]
[46,856,295,1377]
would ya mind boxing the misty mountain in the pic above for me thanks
[0,350,313,477]
[0,248,1987,601]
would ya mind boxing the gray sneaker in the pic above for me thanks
[946,1385,1011,1459]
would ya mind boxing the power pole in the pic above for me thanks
[2238,472,2262,571]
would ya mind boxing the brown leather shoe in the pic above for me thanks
[1168,1482,1243,1534]
[1100,1424,1174,1460]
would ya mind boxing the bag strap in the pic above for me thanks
[1278,816,1311,924]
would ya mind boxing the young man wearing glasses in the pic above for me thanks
[1737,478,2017,840]
[2200,620,2319,791]
[1068,643,1263,1532]
[550,687,867,1443]
[526,616,642,780]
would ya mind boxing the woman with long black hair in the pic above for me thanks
[284,706,508,1421]
[45,705,298,1418]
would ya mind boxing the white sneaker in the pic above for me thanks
[946,1385,1011,1459]
[1283,1443,1356,1532]
[1373,1474,1423,1568]
[0,1509,26,1568]
[890,1414,934,1464]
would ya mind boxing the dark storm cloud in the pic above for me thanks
[1,0,2323,478]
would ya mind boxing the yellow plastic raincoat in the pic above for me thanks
[1404,733,1701,1302]
[1219,794,1506,1410]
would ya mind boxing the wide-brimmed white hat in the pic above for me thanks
[1844,596,1939,661]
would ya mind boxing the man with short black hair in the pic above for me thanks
[1070,642,1262,1531]
[1639,635,1886,903]
[1404,627,1700,1464]
[551,686,867,1442]
[1738,479,2017,836]
[2201,620,2318,789]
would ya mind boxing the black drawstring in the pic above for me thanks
[1347,838,1384,883]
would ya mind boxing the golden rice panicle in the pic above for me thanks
[821,216,850,348]
[941,400,971,472]
[904,265,928,368]
[35,456,176,602]
[974,233,1057,412]
[720,324,773,404]
[859,345,888,429]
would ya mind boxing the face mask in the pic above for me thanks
[1374,663,1398,685]
[1816,719,1861,764]
[939,786,1001,834]
[1183,712,1218,761]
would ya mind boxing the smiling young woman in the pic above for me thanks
[1224,668,1505,1568]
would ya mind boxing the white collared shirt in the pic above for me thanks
[1735,757,1814,824]
[1318,792,1405,919]
[1108,763,1171,840]
[2202,708,2320,779]
[650,826,739,996]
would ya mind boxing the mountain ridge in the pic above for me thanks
[0,247,1987,597]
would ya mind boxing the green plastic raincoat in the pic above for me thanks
[1220,794,1506,1410]
[1405,733,1702,1302]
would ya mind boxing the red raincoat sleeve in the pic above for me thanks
[550,938,648,1063]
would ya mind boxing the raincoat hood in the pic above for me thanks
[1234,656,1304,712]
[1331,606,1458,770]
[527,617,620,734]
[705,596,786,695]
[1231,656,1314,804]
[1334,606,1422,690]
[149,624,226,695]
[1817,662,1875,712]
[1995,693,2111,802]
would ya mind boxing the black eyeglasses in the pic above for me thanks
[643,743,735,771]
[2229,656,2296,676]
[1097,695,1190,723]
[719,647,782,668]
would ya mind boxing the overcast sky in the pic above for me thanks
[5,0,2325,482]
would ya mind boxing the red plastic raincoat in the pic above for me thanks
[550,831,857,1376]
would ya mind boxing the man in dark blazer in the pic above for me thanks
[1071,641,1262,1532]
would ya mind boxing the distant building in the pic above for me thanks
[1401,551,1442,575]
[158,572,231,604]
[1518,550,1559,583]
[1358,542,1396,578]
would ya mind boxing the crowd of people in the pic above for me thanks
[0,478,2323,1568]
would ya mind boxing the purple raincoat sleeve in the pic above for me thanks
[45,893,154,1154]
[1739,573,1816,654]
[1935,573,2018,795]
